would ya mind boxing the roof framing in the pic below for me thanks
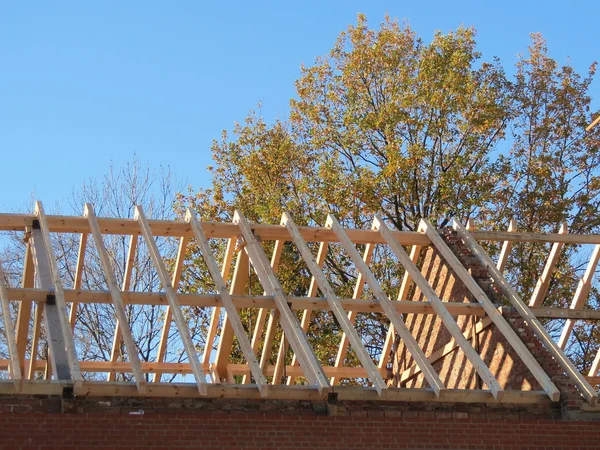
[0,202,599,405]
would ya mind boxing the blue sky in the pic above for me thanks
[1,1,598,213]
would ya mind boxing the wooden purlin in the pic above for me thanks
[449,219,594,404]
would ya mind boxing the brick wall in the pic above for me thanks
[1,408,600,449]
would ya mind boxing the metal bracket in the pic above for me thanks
[62,386,74,399]
[46,293,56,306]
[327,392,339,404]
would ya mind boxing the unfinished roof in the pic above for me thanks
[0,201,598,406]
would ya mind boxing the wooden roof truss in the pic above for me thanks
[0,201,599,405]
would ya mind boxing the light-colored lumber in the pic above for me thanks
[134,205,207,395]
[84,204,145,392]
[330,241,374,386]
[28,303,43,380]
[153,235,188,382]
[213,249,249,381]
[378,242,422,370]
[449,219,592,404]
[333,215,446,394]
[32,201,82,382]
[243,239,283,384]
[283,213,386,394]
[529,222,568,307]
[15,242,34,375]
[0,260,23,389]
[202,237,235,366]
[376,216,498,397]
[68,232,87,330]
[108,234,137,382]
[233,210,330,392]
[558,243,600,349]
[285,241,329,385]
[187,208,267,395]
[9,287,600,319]
[586,115,600,132]
[422,219,561,401]
[496,220,517,272]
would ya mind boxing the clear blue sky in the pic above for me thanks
[1,1,598,213]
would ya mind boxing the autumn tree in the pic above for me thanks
[181,15,600,375]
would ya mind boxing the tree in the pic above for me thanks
[180,16,599,375]
[1,157,209,381]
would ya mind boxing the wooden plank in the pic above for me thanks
[497,220,517,272]
[31,201,81,382]
[233,210,330,393]
[378,243,421,371]
[202,237,235,367]
[0,213,432,245]
[243,239,284,384]
[15,242,34,375]
[285,241,328,385]
[586,115,600,132]
[283,213,387,394]
[382,216,504,398]
[0,378,550,405]
[134,205,207,395]
[68,233,87,330]
[84,204,145,392]
[449,219,590,403]
[10,287,600,319]
[0,260,23,389]
[213,249,249,381]
[5,212,600,246]
[153,235,188,382]
[330,242,374,386]
[529,222,568,307]
[331,216,445,394]
[28,303,43,380]
[558,243,600,349]
[187,208,268,396]
[375,216,499,397]
[108,235,137,382]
